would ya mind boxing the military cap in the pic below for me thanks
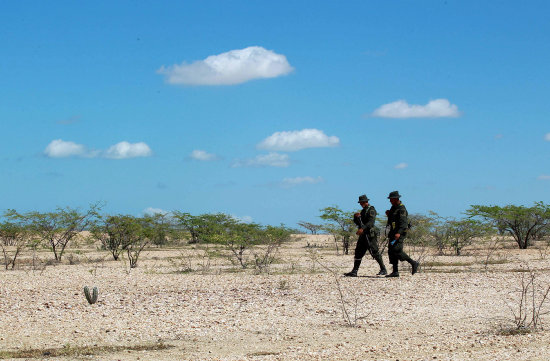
[387,191,402,199]
[358,194,369,203]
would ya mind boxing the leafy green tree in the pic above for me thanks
[172,212,226,243]
[221,221,263,268]
[446,218,489,256]
[6,204,100,261]
[91,215,135,261]
[319,206,355,255]
[142,213,172,247]
[467,202,550,249]
[252,225,292,273]
[0,216,32,270]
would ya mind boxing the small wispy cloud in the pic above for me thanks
[57,115,81,125]
[281,176,323,188]
[371,99,460,118]
[190,149,218,161]
[232,215,253,223]
[258,129,340,152]
[394,162,408,169]
[232,152,290,168]
[44,140,152,159]
[538,175,550,180]
[157,46,294,86]
[143,207,169,216]
[544,133,550,141]
[494,134,503,139]
[44,139,87,158]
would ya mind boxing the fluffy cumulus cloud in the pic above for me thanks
[281,176,323,188]
[232,152,289,168]
[44,139,87,158]
[190,150,218,161]
[371,99,460,118]
[157,46,294,86]
[545,133,550,141]
[394,162,408,169]
[257,129,340,152]
[104,141,152,159]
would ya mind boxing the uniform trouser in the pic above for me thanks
[354,233,386,271]
[387,235,414,266]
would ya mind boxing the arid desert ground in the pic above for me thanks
[1,235,550,361]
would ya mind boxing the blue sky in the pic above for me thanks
[1,1,549,226]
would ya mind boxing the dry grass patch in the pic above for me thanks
[0,342,173,359]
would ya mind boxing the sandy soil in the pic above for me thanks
[1,235,550,360]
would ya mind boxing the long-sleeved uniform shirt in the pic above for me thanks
[387,202,408,238]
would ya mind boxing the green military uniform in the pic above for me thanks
[345,195,387,277]
[385,191,419,277]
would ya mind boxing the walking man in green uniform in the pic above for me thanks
[344,195,387,277]
[385,191,419,277]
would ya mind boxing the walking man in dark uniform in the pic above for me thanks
[385,191,419,277]
[344,195,387,277]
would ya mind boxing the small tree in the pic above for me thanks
[0,218,31,270]
[297,221,322,235]
[126,217,151,268]
[319,206,355,255]
[172,212,226,243]
[446,218,488,256]
[218,219,263,269]
[467,203,550,249]
[92,215,149,267]
[406,213,436,263]
[142,213,172,247]
[7,204,100,261]
[91,215,135,261]
[252,225,292,273]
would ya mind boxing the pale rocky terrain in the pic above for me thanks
[1,235,550,360]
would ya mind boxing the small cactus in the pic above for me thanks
[84,286,98,304]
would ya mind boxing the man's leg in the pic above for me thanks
[397,237,420,275]
[367,234,387,275]
[386,240,400,277]
[345,236,367,277]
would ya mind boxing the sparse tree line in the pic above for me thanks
[304,202,550,256]
[0,204,292,271]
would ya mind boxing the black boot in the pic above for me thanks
[386,263,399,278]
[344,259,361,277]
[411,260,419,275]
[374,254,387,276]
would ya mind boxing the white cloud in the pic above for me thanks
[281,176,323,188]
[232,215,253,223]
[371,99,460,118]
[538,175,550,180]
[44,139,87,158]
[394,162,408,169]
[104,141,152,159]
[157,46,294,86]
[545,133,550,141]
[232,152,290,168]
[257,129,340,152]
[143,207,168,216]
[190,149,218,161]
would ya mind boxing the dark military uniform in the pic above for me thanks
[385,191,418,277]
[352,205,387,274]
[345,195,387,277]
